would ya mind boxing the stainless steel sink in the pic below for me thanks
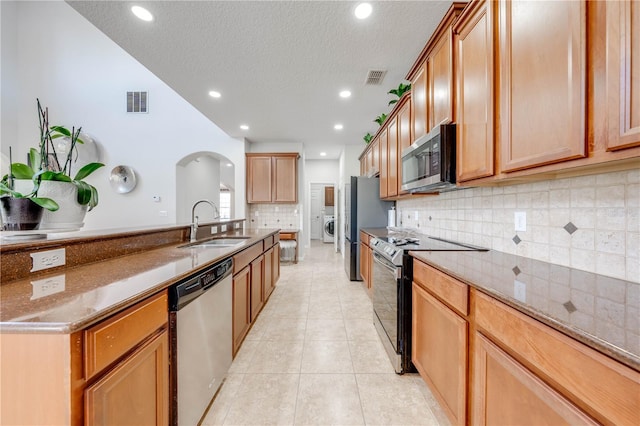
[181,236,251,248]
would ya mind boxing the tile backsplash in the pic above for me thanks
[248,204,301,230]
[397,170,639,282]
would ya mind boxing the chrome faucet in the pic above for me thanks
[190,199,220,242]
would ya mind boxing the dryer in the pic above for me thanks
[323,215,335,243]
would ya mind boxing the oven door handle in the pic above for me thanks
[372,251,401,279]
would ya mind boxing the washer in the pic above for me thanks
[323,215,335,243]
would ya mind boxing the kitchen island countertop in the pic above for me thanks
[0,227,279,334]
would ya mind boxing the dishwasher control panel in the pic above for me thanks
[170,257,233,310]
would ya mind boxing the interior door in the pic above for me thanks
[310,185,322,240]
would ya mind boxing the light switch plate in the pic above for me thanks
[30,248,65,272]
[514,212,526,232]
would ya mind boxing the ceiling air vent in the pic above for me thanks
[126,91,148,113]
[365,69,387,85]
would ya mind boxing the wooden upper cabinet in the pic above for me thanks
[428,28,454,130]
[246,153,299,203]
[272,155,297,202]
[455,0,495,182]
[246,155,272,203]
[411,63,429,144]
[397,97,412,195]
[387,116,398,198]
[324,186,334,206]
[379,127,389,199]
[499,0,587,172]
[371,137,380,175]
[606,0,640,151]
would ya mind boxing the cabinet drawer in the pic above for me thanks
[413,260,468,316]
[273,233,280,243]
[280,232,296,241]
[474,290,640,425]
[85,291,168,380]
[360,231,370,246]
[233,242,263,274]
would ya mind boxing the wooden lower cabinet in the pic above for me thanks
[85,329,169,425]
[250,255,265,322]
[472,332,596,426]
[232,266,251,355]
[412,282,467,425]
[359,242,369,288]
[263,246,275,300]
[273,242,280,284]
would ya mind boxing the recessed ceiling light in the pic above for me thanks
[131,6,153,22]
[334,124,344,130]
[226,163,233,167]
[339,90,352,98]
[354,3,372,20]
[240,124,249,130]
[320,152,327,157]
[209,91,221,98]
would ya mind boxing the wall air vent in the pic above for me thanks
[365,69,387,85]
[126,91,148,113]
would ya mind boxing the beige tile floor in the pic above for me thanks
[203,240,449,426]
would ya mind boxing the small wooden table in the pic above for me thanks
[279,230,299,263]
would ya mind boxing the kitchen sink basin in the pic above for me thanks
[181,236,251,248]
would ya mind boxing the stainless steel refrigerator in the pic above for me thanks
[344,176,394,280]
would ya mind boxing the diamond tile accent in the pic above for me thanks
[563,301,577,313]
[564,222,578,235]
[512,235,521,245]
[512,266,521,276]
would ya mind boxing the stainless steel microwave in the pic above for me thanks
[401,124,456,193]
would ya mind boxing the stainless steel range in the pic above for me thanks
[370,233,487,373]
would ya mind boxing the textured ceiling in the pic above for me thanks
[67,1,452,160]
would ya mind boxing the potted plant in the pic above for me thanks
[363,133,373,144]
[374,113,387,126]
[9,100,105,230]
[387,82,411,106]
[0,148,59,231]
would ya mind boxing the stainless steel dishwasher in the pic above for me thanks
[169,257,233,426]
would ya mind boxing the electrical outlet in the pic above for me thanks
[210,226,217,234]
[514,280,526,302]
[31,274,66,300]
[159,210,168,217]
[514,212,526,232]
[30,248,65,272]
[255,211,259,217]
[221,225,227,232]
[415,211,419,221]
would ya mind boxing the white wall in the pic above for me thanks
[0,1,245,231]
[176,155,221,223]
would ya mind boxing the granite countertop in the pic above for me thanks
[361,228,639,372]
[0,228,279,334]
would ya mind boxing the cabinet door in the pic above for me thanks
[233,266,251,355]
[428,28,454,131]
[250,255,265,322]
[606,0,640,151]
[397,99,412,195]
[387,117,398,198]
[455,0,495,182]
[411,62,429,143]
[324,186,335,206]
[499,0,587,172]
[85,329,169,426]
[273,156,297,203]
[472,333,597,426]
[379,128,389,199]
[412,283,467,425]
[371,137,380,175]
[246,156,272,203]
[272,242,280,284]
[263,247,274,300]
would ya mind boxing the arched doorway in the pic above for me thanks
[175,152,235,223]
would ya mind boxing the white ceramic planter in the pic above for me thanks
[38,181,88,230]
